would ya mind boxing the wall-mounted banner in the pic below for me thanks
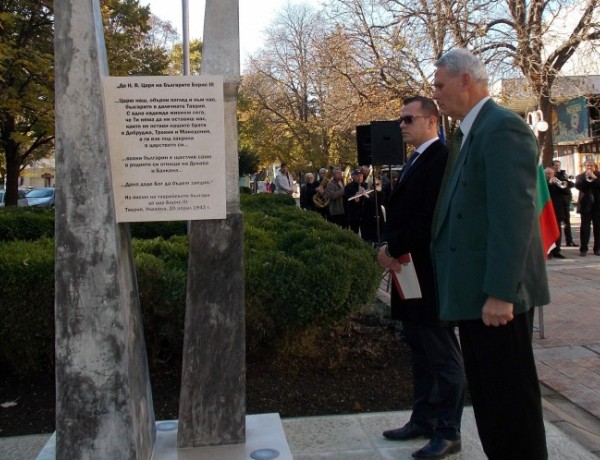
[103,76,226,222]
[552,96,589,144]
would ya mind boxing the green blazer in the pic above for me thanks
[431,99,550,321]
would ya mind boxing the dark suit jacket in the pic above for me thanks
[431,99,550,321]
[381,139,447,323]
[575,172,600,215]
[548,180,570,221]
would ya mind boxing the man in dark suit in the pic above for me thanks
[377,96,465,459]
[344,169,366,234]
[575,160,600,256]
[545,167,569,259]
[552,160,576,246]
[432,48,550,459]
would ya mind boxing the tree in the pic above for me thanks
[168,39,203,75]
[1,0,172,205]
[381,0,600,164]
[101,0,170,76]
[480,0,600,164]
[240,3,369,171]
[238,149,260,176]
[0,0,54,205]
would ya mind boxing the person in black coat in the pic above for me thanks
[552,160,576,246]
[377,96,465,459]
[299,172,319,212]
[344,169,367,234]
[575,160,600,256]
[545,167,570,259]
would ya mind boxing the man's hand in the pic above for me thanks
[377,246,403,272]
[482,297,514,326]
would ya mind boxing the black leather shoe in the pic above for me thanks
[383,422,433,440]
[567,241,577,247]
[552,252,566,259]
[412,436,462,459]
[580,251,587,257]
[594,251,600,256]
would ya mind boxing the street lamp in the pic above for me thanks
[527,109,549,137]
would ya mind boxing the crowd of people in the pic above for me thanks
[296,164,395,245]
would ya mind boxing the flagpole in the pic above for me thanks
[528,109,552,340]
[182,0,190,75]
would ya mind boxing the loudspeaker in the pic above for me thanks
[356,124,372,165]
[370,120,404,165]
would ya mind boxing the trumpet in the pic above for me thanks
[552,177,568,189]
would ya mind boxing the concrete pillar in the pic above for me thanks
[177,0,245,448]
[54,0,155,458]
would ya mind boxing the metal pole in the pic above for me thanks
[182,0,190,75]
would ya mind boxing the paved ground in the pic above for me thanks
[532,212,600,456]
[1,213,599,459]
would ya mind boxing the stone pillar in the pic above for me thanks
[54,0,155,458]
[177,0,245,448]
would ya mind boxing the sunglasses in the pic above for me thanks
[397,115,429,125]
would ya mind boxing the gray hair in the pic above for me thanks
[305,172,314,180]
[435,48,488,86]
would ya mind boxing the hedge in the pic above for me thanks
[0,195,382,375]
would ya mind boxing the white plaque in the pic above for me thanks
[102,76,226,222]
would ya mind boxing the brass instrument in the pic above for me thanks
[585,170,597,182]
[552,177,568,189]
[343,165,352,185]
[313,167,333,209]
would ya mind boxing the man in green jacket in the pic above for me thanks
[432,48,550,460]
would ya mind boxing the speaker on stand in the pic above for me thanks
[370,120,404,166]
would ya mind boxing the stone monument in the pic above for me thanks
[177,0,246,448]
[53,0,155,458]
[47,0,292,458]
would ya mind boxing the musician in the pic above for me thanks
[377,96,465,459]
[575,160,600,256]
[544,167,569,259]
[344,169,367,234]
[324,167,347,228]
[552,160,576,246]
[315,168,330,220]
[299,173,319,212]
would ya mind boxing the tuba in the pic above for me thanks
[313,168,333,208]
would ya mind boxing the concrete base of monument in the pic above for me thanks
[35,413,292,460]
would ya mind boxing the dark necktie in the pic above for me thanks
[432,128,463,233]
[400,151,421,182]
[448,127,463,166]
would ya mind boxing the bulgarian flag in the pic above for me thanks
[537,163,560,257]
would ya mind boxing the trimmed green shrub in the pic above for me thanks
[133,241,187,365]
[0,207,55,242]
[0,195,382,375]
[0,238,55,375]
[242,196,381,352]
